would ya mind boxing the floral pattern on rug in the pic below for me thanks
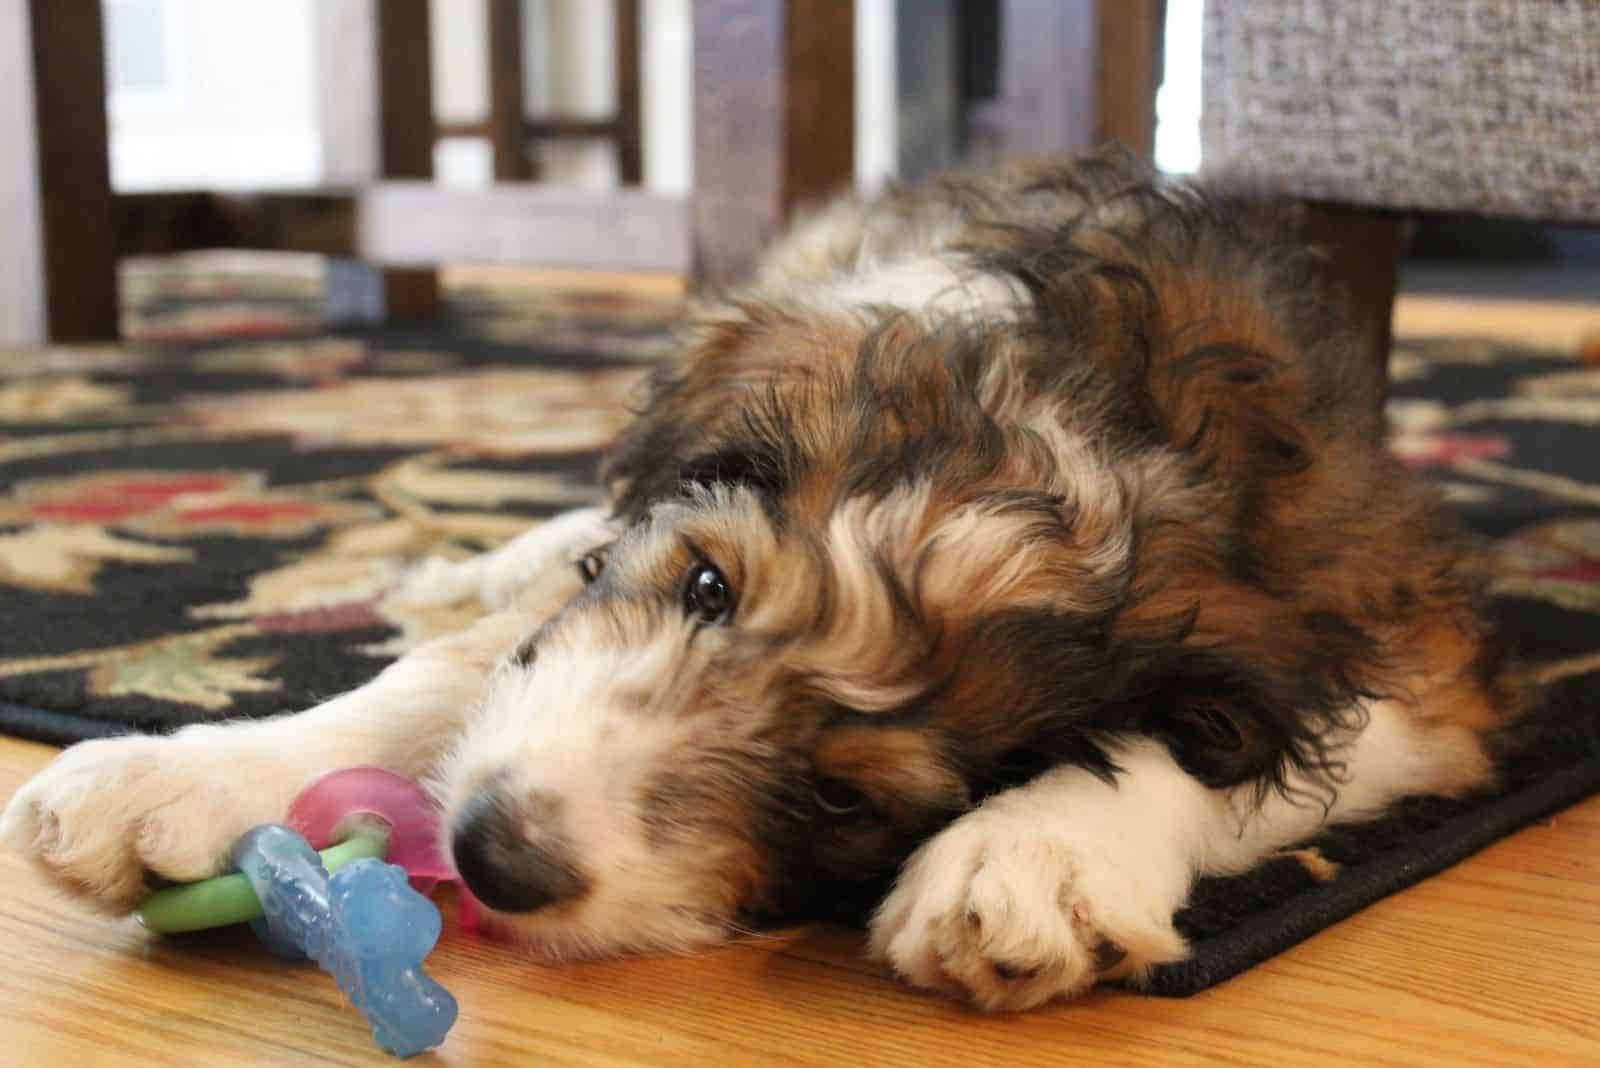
[0,277,673,735]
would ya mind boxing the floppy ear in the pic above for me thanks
[601,303,820,520]
[925,603,1358,805]
[1119,647,1335,790]
[1108,595,1378,797]
[600,309,757,518]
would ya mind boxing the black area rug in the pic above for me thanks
[1,282,1596,993]
[1150,338,1600,993]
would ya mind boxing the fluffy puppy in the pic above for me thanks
[2,152,1524,1011]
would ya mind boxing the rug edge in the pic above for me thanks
[1142,756,1600,996]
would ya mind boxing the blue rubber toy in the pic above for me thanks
[232,824,460,1059]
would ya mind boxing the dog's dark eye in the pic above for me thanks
[813,778,866,818]
[576,550,606,585]
[682,560,734,624]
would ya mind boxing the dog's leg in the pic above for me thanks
[0,507,615,913]
[868,700,1490,1011]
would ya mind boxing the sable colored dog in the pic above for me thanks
[1,153,1523,1011]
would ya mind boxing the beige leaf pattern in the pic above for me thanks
[0,525,191,594]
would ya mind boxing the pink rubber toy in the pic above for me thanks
[286,767,484,931]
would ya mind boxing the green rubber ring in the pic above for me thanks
[135,829,389,934]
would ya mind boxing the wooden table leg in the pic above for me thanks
[486,0,531,182]
[615,0,644,186]
[3,0,117,344]
[690,0,855,290]
[376,0,440,319]
[1094,0,1164,157]
[1303,203,1407,398]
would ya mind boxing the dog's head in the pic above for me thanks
[434,289,1380,956]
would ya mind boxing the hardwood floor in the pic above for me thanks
[3,291,1600,1066]
[3,732,1599,1066]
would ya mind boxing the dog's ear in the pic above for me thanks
[1107,599,1377,797]
[602,304,810,521]
[601,307,761,518]
[1117,647,1330,790]
[937,602,1366,801]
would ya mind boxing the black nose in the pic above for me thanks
[450,787,588,913]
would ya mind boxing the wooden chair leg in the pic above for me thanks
[615,0,644,186]
[376,0,440,319]
[486,0,532,182]
[4,0,118,344]
[1093,0,1164,157]
[1303,203,1406,396]
[690,0,855,289]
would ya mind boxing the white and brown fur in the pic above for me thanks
[2,153,1525,1011]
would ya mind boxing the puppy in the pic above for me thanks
[2,152,1523,1011]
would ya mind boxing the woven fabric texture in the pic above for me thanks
[1200,0,1600,221]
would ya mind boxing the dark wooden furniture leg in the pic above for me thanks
[486,0,532,182]
[1093,0,1164,157]
[615,0,644,185]
[1303,203,1406,394]
[22,0,117,342]
[376,0,440,319]
[691,0,855,289]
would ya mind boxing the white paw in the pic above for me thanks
[0,731,298,912]
[398,507,618,612]
[395,553,488,607]
[475,507,617,610]
[868,808,1188,1011]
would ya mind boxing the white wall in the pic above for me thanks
[107,0,321,190]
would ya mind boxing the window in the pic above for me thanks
[104,0,185,113]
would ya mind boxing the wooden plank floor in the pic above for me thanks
[4,736,1600,1067]
[4,291,1600,1066]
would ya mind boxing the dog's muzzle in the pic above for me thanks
[450,785,589,913]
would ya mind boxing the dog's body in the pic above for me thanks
[2,154,1523,1010]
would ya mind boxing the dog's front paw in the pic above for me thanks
[400,506,617,612]
[867,808,1187,1011]
[1,730,298,912]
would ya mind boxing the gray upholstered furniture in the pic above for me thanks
[1199,0,1600,377]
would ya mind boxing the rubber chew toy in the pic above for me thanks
[135,767,467,1058]
[233,825,458,1058]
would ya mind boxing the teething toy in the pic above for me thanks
[135,767,471,1058]
[234,825,457,1058]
